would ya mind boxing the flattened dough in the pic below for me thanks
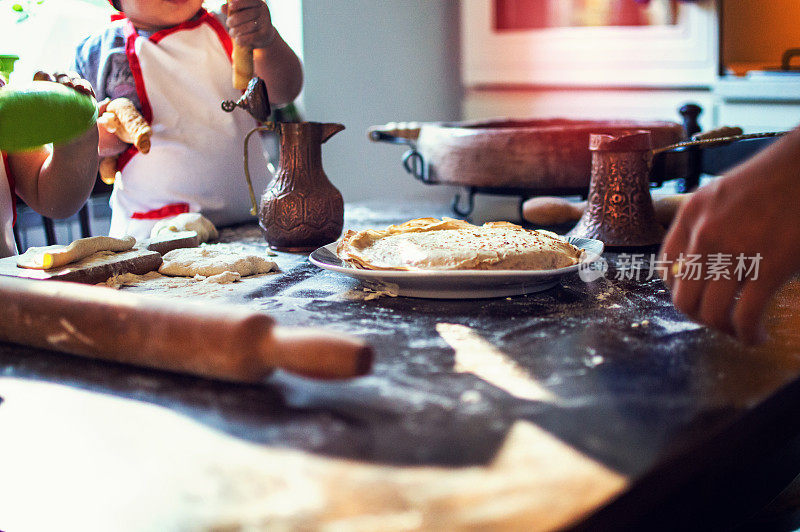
[150,213,218,243]
[17,235,136,270]
[158,244,278,277]
[337,217,583,271]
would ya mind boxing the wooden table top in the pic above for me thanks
[2,202,800,531]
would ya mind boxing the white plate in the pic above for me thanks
[308,236,605,299]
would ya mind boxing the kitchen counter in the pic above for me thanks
[2,202,800,531]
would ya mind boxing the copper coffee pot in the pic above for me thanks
[567,130,664,248]
[243,122,346,252]
[567,129,788,248]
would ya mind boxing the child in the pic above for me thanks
[73,0,303,240]
[0,74,99,258]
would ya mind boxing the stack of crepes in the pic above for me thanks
[336,217,584,271]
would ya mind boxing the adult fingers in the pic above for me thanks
[696,276,741,336]
[672,270,706,321]
[671,224,716,320]
[69,78,95,98]
[659,224,689,288]
[732,271,787,345]
[33,70,55,82]
[659,196,698,287]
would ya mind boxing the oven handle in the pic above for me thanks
[782,48,800,71]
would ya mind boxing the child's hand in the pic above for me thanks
[33,71,95,99]
[223,0,277,50]
[96,98,129,157]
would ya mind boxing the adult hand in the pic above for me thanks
[224,0,277,50]
[660,127,800,344]
[33,71,95,99]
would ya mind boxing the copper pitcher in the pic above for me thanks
[244,122,345,252]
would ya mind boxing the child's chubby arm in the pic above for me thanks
[223,0,303,106]
[10,73,99,220]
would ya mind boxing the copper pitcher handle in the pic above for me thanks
[243,125,276,216]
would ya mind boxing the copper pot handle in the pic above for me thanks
[242,124,276,216]
[652,130,786,156]
[367,122,421,145]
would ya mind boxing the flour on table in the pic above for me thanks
[200,271,242,284]
[100,271,163,289]
[159,244,278,277]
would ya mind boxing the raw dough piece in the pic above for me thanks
[17,235,136,270]
[150,213,219,243]
[158,244,278,277]
[337,218,583,271]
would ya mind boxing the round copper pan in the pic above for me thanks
[369,118,687,191]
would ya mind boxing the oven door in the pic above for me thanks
[461,0,719,88]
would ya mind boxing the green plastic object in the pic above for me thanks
[0,81,97,153]
[0,54,19,83]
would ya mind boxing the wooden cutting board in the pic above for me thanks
[0,248,162,284]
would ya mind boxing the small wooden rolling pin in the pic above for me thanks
[0,276,372,381]
[228,0,254,90]
[232,43,253,91]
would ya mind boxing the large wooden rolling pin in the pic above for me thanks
[0,276,372,381]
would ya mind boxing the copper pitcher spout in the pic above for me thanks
[322,123,345,142]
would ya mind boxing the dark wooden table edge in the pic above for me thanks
[569,375,800,531]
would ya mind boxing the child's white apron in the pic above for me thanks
[109,10,268,240]
[0,153,17,257]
